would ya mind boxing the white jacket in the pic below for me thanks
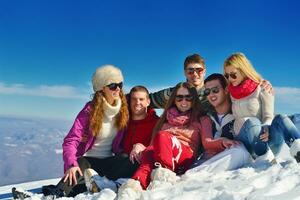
[231,86,274,134]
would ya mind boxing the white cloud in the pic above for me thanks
[274,86,300,114]
[2,82,297,114]
[275,86,300,103]
[0,82,89,99]
[0,81,171,100]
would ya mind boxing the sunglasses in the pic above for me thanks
[175,94,193,102]
[224,72,238,79]
[185,67,204,75]
[106,82,123,91]
[204,86,220,96]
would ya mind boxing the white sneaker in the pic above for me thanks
[290,139,300,162]
[147,164,179,190]
[117,179,143,200]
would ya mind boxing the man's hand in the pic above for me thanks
[222,138,240,148]
[129,143,146,164]
[63,166,83,186]
[261,80,274,95]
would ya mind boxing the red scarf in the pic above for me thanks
[166,107,190,126]
[228,78,259,99]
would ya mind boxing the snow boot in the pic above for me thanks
[84,168,101,193]
[12,187,32,200]
[290,139,300,162]
[41,184,65,197]
[84,168,126,193]
[147,163,179,190]
[117,179,143,200]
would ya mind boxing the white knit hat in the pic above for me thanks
[92,65,124,92]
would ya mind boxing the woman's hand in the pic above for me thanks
[63,166,83,186]
[129,143,146,164]
[222,138,240,148]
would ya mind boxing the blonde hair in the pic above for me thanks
[223,52,262,83]
[89,90,129,137]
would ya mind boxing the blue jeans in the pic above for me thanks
[235,118,268,158]
[289,114,300,131]
[268,114,300,155]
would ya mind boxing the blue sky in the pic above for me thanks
[1,0,300,120]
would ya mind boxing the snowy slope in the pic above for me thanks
[0,178,60,199]
[0,116,71,186]
[1,145,300,200]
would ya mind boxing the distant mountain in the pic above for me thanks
[0,116,72,186]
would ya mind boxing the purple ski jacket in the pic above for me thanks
[62,102,125,172]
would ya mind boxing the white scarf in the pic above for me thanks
[102,97,121,120]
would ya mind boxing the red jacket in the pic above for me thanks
[123,108,159,154]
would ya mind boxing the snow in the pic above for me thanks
[0,116,71,186]
[1,116,300,199]
[0,145,300,200]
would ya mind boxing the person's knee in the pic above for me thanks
[229,145,248,158]
[244,118,262,137]
[253,143,268,156]
[245,117,261,127]
[230,145,251,165]
[78,157,91,171]
[273,114,287,124]
[153,131,170,146]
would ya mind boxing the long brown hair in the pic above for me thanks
[151,82,204,140]
[89,90,129,137]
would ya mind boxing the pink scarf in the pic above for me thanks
[166,107,190,126]
[228,78,259,99]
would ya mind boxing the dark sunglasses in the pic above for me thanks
[175,94,193,102]
[224,72,238,79]
[185,67,204,75]
[106,82,123,91]
[204,87,220,96]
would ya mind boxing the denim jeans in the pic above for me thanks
[235,117,268,158]
[289,114,300,131]
[268,114,300,155]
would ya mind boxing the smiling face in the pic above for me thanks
[204,79,228,109]
[130,91,150,119]
[174,87,192,113]
[184,63,206,89]
[102,85,121,105]
[224,65,245,86]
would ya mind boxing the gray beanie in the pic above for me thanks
[92,65,124,92]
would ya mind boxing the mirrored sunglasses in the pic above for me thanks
[185,67,204,75]
[106,82,123,91]
[204,86,220,96]
[175,94,193,102]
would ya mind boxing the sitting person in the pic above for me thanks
[12,69,159,199]
[187,73,251,174]
[117,82,235,199]
[223,53,300,164]
[84,85,159,193]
